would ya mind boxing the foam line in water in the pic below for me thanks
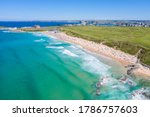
[46,46,64,49]
[131,88,150,100]
[69,45,82,49]
[32,32,48,37]
[8,27,17,30]
[65,44,111,76]
[34,39,46,42]
[62,49,78,57]
[81,53,111,76]
[2,30,10,33]
[49,42,63,46]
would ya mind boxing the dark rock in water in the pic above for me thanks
[126,64,140,76]
[119,75,136,86]
[142,91,150,99]
[127,69,132,75]
[127,80,136,86]
[96,89,101,96]
[95,82,101,88]
[119,75,128,83]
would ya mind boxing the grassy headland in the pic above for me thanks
[61,26,150,66]
[20,26,60,32]
[0,26,5,28]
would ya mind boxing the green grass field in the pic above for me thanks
[20,26,60,32]
[61,26,150,66]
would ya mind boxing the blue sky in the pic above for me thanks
[0,0,150,20]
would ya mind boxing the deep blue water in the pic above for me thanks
[0,21,79,28]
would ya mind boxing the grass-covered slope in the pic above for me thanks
[0,26,5,28]
[61,26,150,66]
[20,26,60,32]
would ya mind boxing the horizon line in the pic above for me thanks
[0,19,150,22]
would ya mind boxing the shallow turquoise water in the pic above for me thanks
[0,30,150,100]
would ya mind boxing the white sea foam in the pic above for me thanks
[81,53,111,76]
[32,33,47,37]
[69,45,78,49]
[131,94,146,100]
[49,42,63,46]
[131,88,150,100]
[46,46,64,49]
[2,30,24,33]
[62,49,78,57]
[65,44,111,76]
[2,30,10,33]
[8,27,17,30]
[34,39,46,42]
[69,45,83,50]
[21,27,32,29]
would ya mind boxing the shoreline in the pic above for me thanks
[41,31,149,77]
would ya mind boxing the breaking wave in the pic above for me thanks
[62,49,78,57]
[46,46,64,49]
[34,39,46,42]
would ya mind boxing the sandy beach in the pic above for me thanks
[43,31,150,77]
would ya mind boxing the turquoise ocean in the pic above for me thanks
[0,30,150,100]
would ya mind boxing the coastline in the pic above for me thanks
[42,31,150,77]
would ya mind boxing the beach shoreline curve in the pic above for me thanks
[42,31,150,77]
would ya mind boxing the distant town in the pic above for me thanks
[65,20,150,27]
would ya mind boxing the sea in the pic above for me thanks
[0,21,79,28]
[0,21,150,100]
